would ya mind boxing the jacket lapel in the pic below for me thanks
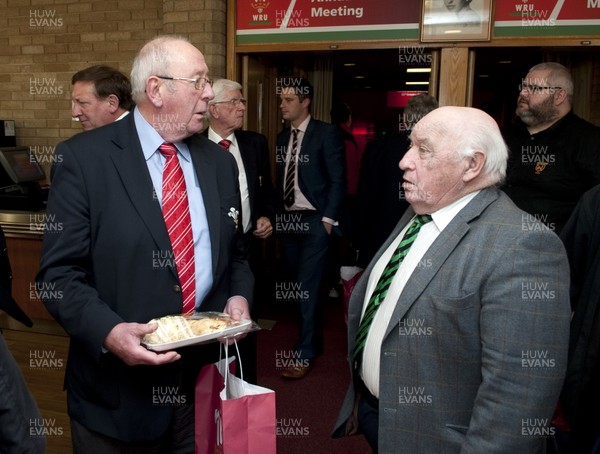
[235,132,257,222]
[382,188,500,341]
[187,134,220,275]
[108,116,173,272]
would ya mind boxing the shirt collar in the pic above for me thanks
[208,127,237,147]
[293,115,311,134]
[428,190,481,231]
[134,107,191,162]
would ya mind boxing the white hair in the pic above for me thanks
[205,79,243,121]
[425,107,508,185]
[130,35,190,103]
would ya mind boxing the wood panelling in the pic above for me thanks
[6,237,51,321]
[438,47,470,107]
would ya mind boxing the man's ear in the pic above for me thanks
[145,76,164,108]
[106,94,120,114]
[208,103,218,119]
[554,87,568,107]
[463,150,485,183]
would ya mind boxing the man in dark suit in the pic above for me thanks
[205,78,275,383]
[333,107,570,452]
[0,226,45,453]
[554,184,600,453]
[355,93,438,268]
[71,64,134,130]
[205,78,274,241]
[275,77,346,378]
[36,36,253,453]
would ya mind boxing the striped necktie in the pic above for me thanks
[352,214,433,367]
[283,129,299,208]
[159,143,196,316]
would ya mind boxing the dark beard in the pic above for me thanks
[516,96,559,127]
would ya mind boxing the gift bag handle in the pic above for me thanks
[222,339,244,399]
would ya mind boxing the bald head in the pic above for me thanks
[416,106,508,184]
[400,107,508,214]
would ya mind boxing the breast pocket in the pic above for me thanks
[427,292,481,357]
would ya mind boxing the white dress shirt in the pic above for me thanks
[361,191,480,397]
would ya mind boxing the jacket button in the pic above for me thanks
[173,284,182,293]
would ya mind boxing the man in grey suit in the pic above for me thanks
[333,106,571,453]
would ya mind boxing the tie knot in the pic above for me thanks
[218,139,232,151]
[292,129,299,139]
[414,214,433,226]
[159,142,177,157]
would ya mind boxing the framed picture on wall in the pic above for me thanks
[420,0,493,42]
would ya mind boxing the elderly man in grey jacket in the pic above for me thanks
[333,106,570,453]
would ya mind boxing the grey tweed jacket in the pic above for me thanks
[333,187,571,453]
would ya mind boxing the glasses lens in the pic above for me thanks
[195,78,211,90]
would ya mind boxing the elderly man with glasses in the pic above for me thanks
[502,62,600,234]
[37,36,253,453]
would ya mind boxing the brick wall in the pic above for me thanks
[0,0,226,178]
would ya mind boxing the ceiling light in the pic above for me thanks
[407,68,431,73]
[406,81,429,85]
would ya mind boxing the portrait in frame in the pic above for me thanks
[421,0,493,42]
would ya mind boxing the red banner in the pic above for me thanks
[236,0,421,30]
[495,0,600,22]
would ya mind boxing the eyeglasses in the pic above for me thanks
[212,98,247,107]
[518,84,562,94]
[156,76,213,91]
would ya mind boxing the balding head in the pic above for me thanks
[129,35,214,142]
[400,107,508,214]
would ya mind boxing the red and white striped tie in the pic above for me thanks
[159,142,196,316]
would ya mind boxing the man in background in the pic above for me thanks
[334,106,570,452]
[71,64,134,131]
[502,62,600,234]
[0,225,45,453]
[205,78,274,242]
[205,78,275,383]
[355,93,438,268]
[554,184,600,453]
[275,77,346,379]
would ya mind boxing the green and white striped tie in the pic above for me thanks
[352,214,433,367]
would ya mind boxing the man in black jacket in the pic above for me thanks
[0,225,45,453]
[556,184,600,453]
[502,62,600,234]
